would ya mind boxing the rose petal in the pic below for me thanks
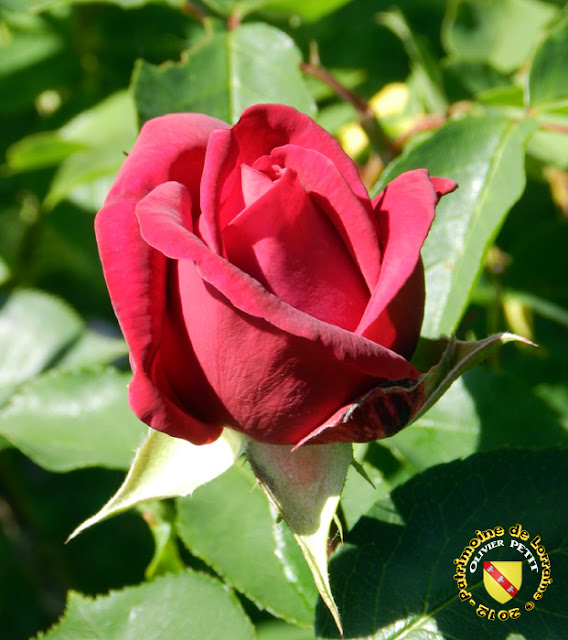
[357,169,451,356]
[95,197,221,445]
[199,104,372,254]
[234,105,371,206]
[136,181,420,444]
[223,168,369,330]
[253,144,381,291]
[107,113,229,211]
[137,182,415,378]
[95,113,228,445]
[430,176,459,200]
[240,164,274,207]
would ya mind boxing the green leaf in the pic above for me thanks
[194,0,353,21]
[529,17,568,110]
[247,441,353,634]
[0,367,147,472]
[69,428,244,540]
[55,330,128,370]
[7,90,136,174]
[316,448,568,639]
[34,571,254,640]
[386,366,568,475]
[260,0,354,22]
[42,91,138,210]
[0,11,62,76]
[526,129,568,170]
[176,462,316,626]
[44,149,124,211]
[443,0,558,74]
[376,116,537,338]
[4,133,86,172]
[0,289,83,403]
[133,23,314,126]
[414,332,533,421]
[256,620,317,640]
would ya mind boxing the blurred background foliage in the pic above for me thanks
[0,0,567,638]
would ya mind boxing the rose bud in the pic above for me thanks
[95,104,456,447]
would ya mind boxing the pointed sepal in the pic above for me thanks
[413,332,535,421]
[246,440,353,635]
[301,332,533,444]
[68,428,244,541]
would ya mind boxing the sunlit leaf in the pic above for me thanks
[133,23,314,126]
[176,462,317,626]
[443,0,558,73]
[35,571,254,640]
[529,16,568,110]
[0,367,147,472]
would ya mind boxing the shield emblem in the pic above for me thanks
[483,561,523,604]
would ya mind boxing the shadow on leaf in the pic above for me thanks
[316,448,567,640]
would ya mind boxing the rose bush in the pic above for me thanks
[95,104,455,447]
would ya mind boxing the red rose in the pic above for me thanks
[95,104,455,447]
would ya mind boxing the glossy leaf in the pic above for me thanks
[69,428,244,540]
[317,448,568,638]
[8,0,184,11]
[34,571,254,640]
[376,116,537,338]
[0,367,147,472]
[260,0,354,22]
[0,289,83,403]
[133,23,314,126]
[257,620,317,640]
[414,332,533,420]
[176,462,316,626]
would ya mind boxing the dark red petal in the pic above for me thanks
[136,181,420,444]
[107,113,229,209]
[222,168,369,331]
[95,113,228,445]
[233,104,371,207]
[199,104,373,254]
[95,197,220,445]
[136,181,416,381]
[430,176,458,200]
[358,170,441,355]
[253,144,381,291]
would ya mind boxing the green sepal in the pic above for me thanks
[413,331,536,422]
[246,440,353,634]
[68,428,244,541]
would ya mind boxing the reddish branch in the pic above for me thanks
[300,61,396,162]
